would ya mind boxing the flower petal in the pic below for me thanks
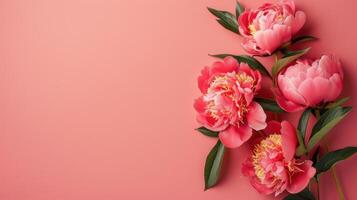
[246,102,267,131]
[326,74,343,101]
[286,160,316,193]
[281,121,297,161]
[219,125,253,148]
[241,38,266,55]
[197,67,210,93]
[298,78,320,106]
[273,88,306,112]
[283,0,296,13]
[210,57,237,75]
[238,11,252,36]
[291,11,306,34]
[254,25,291,54]
[250,177,275,195]
[194,97,229,132]
[278,75,307,105]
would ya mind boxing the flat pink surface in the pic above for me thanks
[0,0,356,199]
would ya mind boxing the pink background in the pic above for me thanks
[0,0,356,199]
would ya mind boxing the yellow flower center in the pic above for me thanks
[205,73,253,125]
[248,24,257,35]
[276,14,284,22]
[236,72,254,84]
[252,134,282,181]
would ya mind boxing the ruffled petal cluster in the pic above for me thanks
[242,121,316,196]
[194,57,267,148]
[274,55,343,112]
[238,0,306,55]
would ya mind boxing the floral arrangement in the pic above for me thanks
[194,0,356,199]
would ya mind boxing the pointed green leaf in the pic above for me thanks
[326,97,350,109]
[196,127,219,137]
[307,106,352,151]
[210,54,272,78]
[207,7,239,34]
[284,188,315,200]
[216,19,238,34]
[298,108,311,140]
[204,140,226,190]
[311,147,321,164]
[254,97,285,113]
[272,47,310,76]
[235,1,244,17]
[296,109,309,156]
[315,146,357,174]
[292,35,318,44]
[282,47,311,58]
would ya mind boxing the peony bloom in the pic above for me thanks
[194,56,267,148]
[238,0,306,55]
[242,121,316,196]
[273,55,344,112]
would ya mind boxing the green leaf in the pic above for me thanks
[296,109,309,156]
[196,127,219,137]
[210,54,272,78]
[296,140,307,156]
[254,97,285,113]
[204,140,226,190]
[315,146,357,174]
[216,19,238,34]
[307,106,352,151]
[272,47,310,76]
[292,35,318,44]
[282,47,311,58]
[235,1,244,17]
[298,108,311,140]
[279,48,294,57]
[284,188,315,200]
[207,7,239,34]
[311,147,321,164]
[326,97,350,109]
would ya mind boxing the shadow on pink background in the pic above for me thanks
[0,0,356,199]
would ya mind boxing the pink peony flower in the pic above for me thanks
[194,56,267,148]
[238,0,306,55]
[242,121,316,196]
[273,55,344,112]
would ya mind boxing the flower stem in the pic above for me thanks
[323,140,346,200]
[315,108,346,200]
[316,177,320,200]
[332,166,345,200]
[315,109,321,119]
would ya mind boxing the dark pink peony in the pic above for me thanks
[242,121,316,196]
[238,0,306,55]
[194,56,266,148]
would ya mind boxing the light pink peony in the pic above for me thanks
[194,56,267,148]
[238,0,306,55]
[274,55,344,112]
[242,121,316,196]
